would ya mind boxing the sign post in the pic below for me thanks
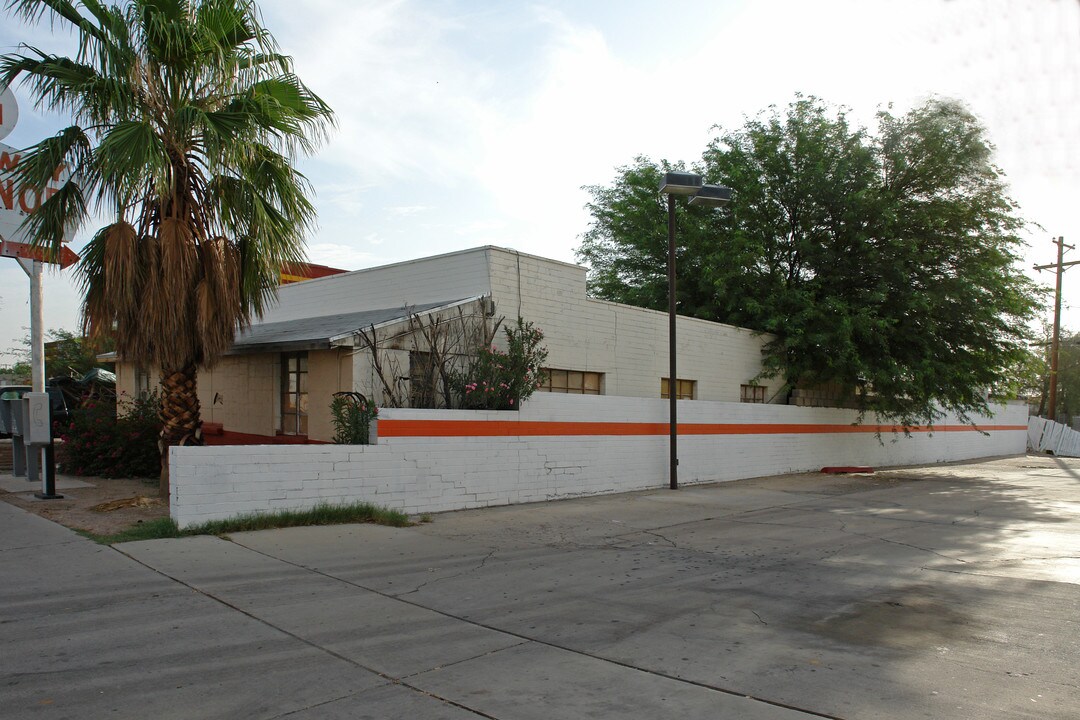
[1,83,77,498]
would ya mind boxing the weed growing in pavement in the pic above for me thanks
[76,501,411,544]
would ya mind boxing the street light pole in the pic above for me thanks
[659,172,731,489]
[667,193,678,490]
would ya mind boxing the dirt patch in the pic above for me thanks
[0,475,168,535]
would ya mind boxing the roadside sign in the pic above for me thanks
[0,239,78,268]
[0,139,73,247]
[0,84,17,141]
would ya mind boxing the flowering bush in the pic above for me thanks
[58,391,162,478]
[330,392,379,444]
[454,318,548,410]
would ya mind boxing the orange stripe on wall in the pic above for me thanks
[377,419,1028,438]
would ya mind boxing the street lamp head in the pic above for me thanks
[659,171,703,195]
[688,184,733,208]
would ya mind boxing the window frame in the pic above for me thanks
[280,351,309,435]
[539,368,603,395]
[661,377,696,400]
[740,384,767,404]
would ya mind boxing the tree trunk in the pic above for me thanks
[159,364,203,500]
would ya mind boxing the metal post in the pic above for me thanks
[668,194,678,490]
[29,259,44,393]
[16,257,60,497]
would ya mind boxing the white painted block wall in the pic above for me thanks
[170,393,1028,528]
[486,249,775,402]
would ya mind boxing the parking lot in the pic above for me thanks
[3,454,1078,718]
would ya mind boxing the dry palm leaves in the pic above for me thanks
[90,495,164,512]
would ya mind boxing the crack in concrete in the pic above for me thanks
[640,529,678,548]
[268,688,369,719]
[396,548,498,597]
[398,640,531,680]
[841,529,969,563]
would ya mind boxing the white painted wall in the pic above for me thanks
[169,393,1028,528]
[480,247,777,402]
[251,246,778,407]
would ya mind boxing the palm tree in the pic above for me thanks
[2,0,334,496]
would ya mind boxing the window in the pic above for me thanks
[661,378,696,400]
[410,351,436,408]
[539,369,602,395]
[134,366,152,397]
[741,384,766,404]
[281,352,309,435]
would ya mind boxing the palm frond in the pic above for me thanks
[9,0,335,377]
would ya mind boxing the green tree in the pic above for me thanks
[578,96,1042,428]
[2,0,334,495]
[5,328,115,379]
[45,328,115,379]
[1030,328,1080,421]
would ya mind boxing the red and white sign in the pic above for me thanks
[0,239,78,268]
[0,84,79,267]
[0,141,73,246]
[0,84,17,142]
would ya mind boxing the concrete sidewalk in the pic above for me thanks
[3,455,1078,718]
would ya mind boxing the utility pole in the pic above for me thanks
[1034,236,1079,422]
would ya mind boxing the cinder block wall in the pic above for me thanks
[486,249,776,403]
[169,394,1029,528]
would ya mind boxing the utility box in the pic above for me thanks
[0,394,12,435]
[23,392,51,445]
[2,389,29,477]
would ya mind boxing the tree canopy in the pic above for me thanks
[578,96,1042,428]
[2,0,334,490]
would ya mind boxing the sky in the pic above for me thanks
[1,0,1079,359]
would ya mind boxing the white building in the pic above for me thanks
[117,246,780,443]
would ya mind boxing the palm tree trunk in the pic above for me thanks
[159,364,203,499]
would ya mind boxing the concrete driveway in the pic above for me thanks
[2,455,1077,719]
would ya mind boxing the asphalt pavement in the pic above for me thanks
[2,454,1078,719]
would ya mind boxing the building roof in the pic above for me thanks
[230,298,476,353]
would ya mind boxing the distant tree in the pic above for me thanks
[578,96,1043,428]
[1030,327,1080,421]
[1,328,114,381]
[45,328,115,379]
[0,350,31,382]
[2,0,334,496]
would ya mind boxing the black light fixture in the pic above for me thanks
[659,172,732,490]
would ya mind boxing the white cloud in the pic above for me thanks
[2,0,1078,352]
[305,242,377,270]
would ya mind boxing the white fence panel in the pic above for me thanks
[1027,416,1080,457]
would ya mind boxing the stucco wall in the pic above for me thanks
[198,353,278,437]
[114,361,139,402]
[307,349,353,441]
[169,393,1029,528]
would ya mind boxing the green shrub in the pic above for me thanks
[330,392,379,444]
[59,391,162,478]
[454,318,548,410]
